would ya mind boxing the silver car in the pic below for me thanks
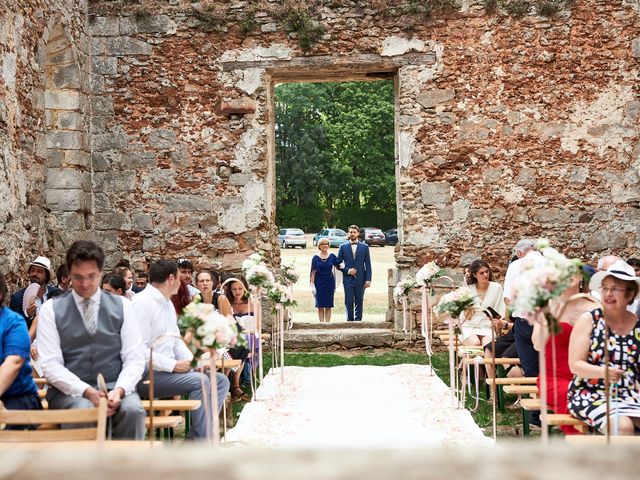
[278,228,307,249]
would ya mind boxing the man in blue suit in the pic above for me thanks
[336,225,372,322]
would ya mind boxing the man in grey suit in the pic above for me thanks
[38,240,146,439]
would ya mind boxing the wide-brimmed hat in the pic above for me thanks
[28,256,53,276]
[589,260,640,299]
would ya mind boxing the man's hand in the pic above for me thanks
[364,281,371,289]
[83,386,105,408]
[25,302,37,319]
[106,388,124,417]
[30,344,38,360]
[173,360,192,373]
[348,268,357,276]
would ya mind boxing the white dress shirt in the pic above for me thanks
[132,284,193,373]
[37,289,145,397]
[503,250,543,303]
[350,241,358,258]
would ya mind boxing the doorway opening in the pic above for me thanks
[272,79,397,324]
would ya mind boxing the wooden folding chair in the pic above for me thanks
[0,398,107,443]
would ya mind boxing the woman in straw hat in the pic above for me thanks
[567,260,640,434]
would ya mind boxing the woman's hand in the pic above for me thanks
[310,284,316,296]
[604,366,625,383]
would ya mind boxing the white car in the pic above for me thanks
[278,228,307,249]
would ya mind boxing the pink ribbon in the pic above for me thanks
[421,286,433,356]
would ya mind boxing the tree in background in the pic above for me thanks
[275,80,395,229]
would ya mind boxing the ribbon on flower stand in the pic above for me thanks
[421,285,434,377]
[447,314,456,407]
[277,304,285,384]
[401,297,408,334]
[536,309,549,445]
[208,349,220,445]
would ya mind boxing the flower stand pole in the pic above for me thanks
[209,349,220,446]
[447,314,456,407]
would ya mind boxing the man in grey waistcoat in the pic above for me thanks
[37,240,146,439]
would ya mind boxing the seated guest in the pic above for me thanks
[133,260,230,440]
[0,273,42,421]
[568,260,640,434]
[627,258,640,277]
[102,274,127,297]
[10,256,62,329]
[194,270,233,316]
[177,259,200,299]
[37,241,146,439]
[532,269,599,435]
[461,259,506,348]
[223,277,252,401]
[114,266,136,300]
[133,272,149,293]
[56,264,70,292]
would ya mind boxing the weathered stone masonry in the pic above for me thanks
[1,1,639,330]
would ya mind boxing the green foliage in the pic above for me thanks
[275,81,396,226]
[239,13,259,35]
[536,0,563,16]
[192,6,226,33]
[405,0,458,16]
[503,0,530,17]
[282,10,325,52]
[134,7,151,23]
[276,205,396,232]
[481,0,499,13]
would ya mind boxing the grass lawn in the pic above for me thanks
[232,350,524,439]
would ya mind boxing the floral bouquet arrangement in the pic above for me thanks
[178,300,245,364]
[394,279,417,301]
[267,282,297,309]
[511,238,582,333]
[279,262,299,287]
[416,261,445,287]
[435,287,477,320]
[242,252,274,291]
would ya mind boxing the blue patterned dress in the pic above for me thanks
[567,308,640,431]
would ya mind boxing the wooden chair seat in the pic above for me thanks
[521,398,542,411]
[462,357,520,366]
[565,435,640,445]
[145,416,182,429]
[503,385,538,396]
[0,398,107,443]
[485,377,537,386]
[141,399,201,412]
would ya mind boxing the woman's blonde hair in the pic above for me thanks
[318,238,330,249]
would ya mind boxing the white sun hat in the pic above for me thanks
[589,260,640,299]
[28,256,53,277]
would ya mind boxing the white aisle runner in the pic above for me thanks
[224,364,492,448]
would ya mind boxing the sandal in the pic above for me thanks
[231,387,250,402]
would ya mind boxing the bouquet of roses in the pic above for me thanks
[435,287,477,319]
[178,300,246,364]
[394,279,417,300]
[280,262,299,286]
[267,282,297,308]
[511,238,581,331]
[242,252,274,290]
[416,261,444,286]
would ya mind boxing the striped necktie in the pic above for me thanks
[82,299,97,336]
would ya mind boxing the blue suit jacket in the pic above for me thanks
[337,242,372,286]
[10,285,62,328]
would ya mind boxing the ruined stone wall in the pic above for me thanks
[2,0,639,296]
[84,0,639,278]
[0,1,91,285]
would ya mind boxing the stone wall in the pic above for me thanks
[0,1,91,285]
[1,1,639,312]
[84,0,639,275]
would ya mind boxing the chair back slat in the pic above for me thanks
[0,398,107,443]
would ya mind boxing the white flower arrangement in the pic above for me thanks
[415,261,444,286]
[179,301,239,352]
[280,262,299,286]
[511,239,582,328]
[244,263,275,290]
[435,287,477,318]
[394,279,417,300]
[267,281,296,308]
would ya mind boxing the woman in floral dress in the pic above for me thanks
[568,260,640,434]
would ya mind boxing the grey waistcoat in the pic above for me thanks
[52,291,124,386]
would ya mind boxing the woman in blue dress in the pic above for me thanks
[310,238,339,323]
[0,272,41,425]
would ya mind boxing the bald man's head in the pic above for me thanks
[597,255,621,271]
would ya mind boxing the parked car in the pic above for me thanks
[359,227,386,246]
[384,228,398,246]
[312,228,349,248]
[278,228,307,249]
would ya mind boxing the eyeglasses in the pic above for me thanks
[601,286,627,294]
[71,272,100,284]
